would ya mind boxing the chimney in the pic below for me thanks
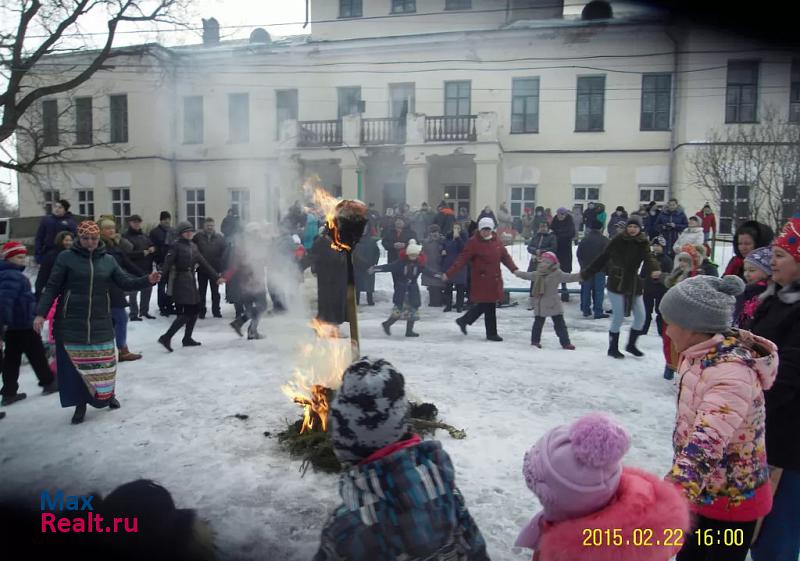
[202,17,220,45]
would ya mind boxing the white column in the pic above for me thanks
[404,162,429,207]
[474,159,500,215]
[341,164,359,200]
[342,114,361,147]
[406,113,426,144]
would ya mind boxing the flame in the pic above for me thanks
[303,175,350,252]
[281,319,350,433]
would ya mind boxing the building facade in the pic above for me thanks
[16,0,800,233]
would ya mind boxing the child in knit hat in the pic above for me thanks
[660,275,778,561]
[515,413,689,561]
[513,251,582,349]
[734,246,772,329]
[315,357,489,561]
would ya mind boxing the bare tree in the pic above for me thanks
[0,0,188,174]
[689,105,800,234]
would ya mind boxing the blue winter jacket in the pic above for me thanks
[0,260,37,337]
[313,440,490,561]
[442,231,468,285]
[304,213,320,251]
[34,213,78,263]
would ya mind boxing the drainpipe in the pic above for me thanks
[168,56,179,218]
[665,26,680,202]
[304,0,310,29]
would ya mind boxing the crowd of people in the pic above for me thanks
[1,195,798,561]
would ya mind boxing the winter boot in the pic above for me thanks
[212,307,222,318]
[607,332,625,359]
[109,397,121,409]
[229,318,245,337]
[181,315,201,346]
[663,366,675,380]
[157,335,173,352]
[0,412,5,419]
[382,316,399,335]
[625,329,645,357]
[405,319,419,337]
[1,393,27,406]
[486,334,504,342]
[142,312,156,319]
[118,346,142,361]
[42,380,59,395]
[562,344,576,350]
[71,404,86,424]
[367,292,375,306]
[455,316,468,335]
[129,314,143,322]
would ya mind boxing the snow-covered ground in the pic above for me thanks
[1,242,690,560]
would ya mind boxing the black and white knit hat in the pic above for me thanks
[329,357,410,464]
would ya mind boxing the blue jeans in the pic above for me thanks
[580,273,606,317]
[111,307,128,348]
[607,292,645,333]
[751,468,800,561]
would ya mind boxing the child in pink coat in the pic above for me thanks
[660,274,778,561]
[515,413,690,561]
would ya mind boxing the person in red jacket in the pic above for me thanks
[695,203,717,243]
[442,217,518,341]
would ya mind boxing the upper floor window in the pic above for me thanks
[228,93,250,143]
[230,189,250,222]
[392,0,415,13]
[42,99,59,146]
[790,60,800,124]
[183,96,203,144]
[276,89,298,139]
[511,77,539,133]
[575,76,605,132]
[75,97,93,145]
[340,0,362,18]
[43,190,60,214]
[444,81,471,116]
[640,74,671,131]
[337,87,362,118]
[109,94,128,143]
[445,0,472,10]
[726,61,759,124]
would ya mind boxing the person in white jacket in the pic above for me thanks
[672,215,705,255]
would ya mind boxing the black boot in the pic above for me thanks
[607,332,625,359]
[159,315,187,352]
[405,319,419,337]
[71,404,87,424]
[182,315,201,346]
[229,317,245,337]
[382,316,399,335]
[109,397,121,409]
[367,292,375,306]
[625,329,645,357]
[157,334,173,352]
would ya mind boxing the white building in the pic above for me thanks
[16,0,800,234]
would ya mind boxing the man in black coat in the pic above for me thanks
[123,215,156,320]
[149,211,175,316]
[381,217,414,284]
[550,208,577,302]
[34,199,77,264]
[193,218,226,318]
[220,208,241,238]
[576,219,609,319]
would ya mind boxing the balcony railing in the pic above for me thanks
[298,120,342,147]
[361,117,406,145]
[425,115,477,142]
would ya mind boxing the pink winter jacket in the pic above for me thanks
[667,331,778,520]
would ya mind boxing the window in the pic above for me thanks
[109,94,128,143]
[726,61,759,123]
[183,96,203,144]
[110,188,131,226]
[389,83,415,118]
[228,93,250,143]
[719,184,750,234]
[573,185,601,214]
[392,0,415,13]
[337,87,362,118]
[75,97,92,145]
[790,60,800,123]
[638,185,667,204]
[276,89,298,139]
[444,81,471,116]
[339,0,362,18]
[782,183,798,223]
[641,74,671,131]
[42,99,59,146]
[43,190,60,214]
[576,76,605,131]
[445,0,472,9]
[443,184,471,214]
[186,189,206,229]
[230,189,250,222]
[511,77,539,133]
[509,185,537,217]
[77,189,94,218]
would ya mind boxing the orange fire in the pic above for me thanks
[281,319,350,433]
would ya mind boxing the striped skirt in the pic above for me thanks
[56,341,117,408]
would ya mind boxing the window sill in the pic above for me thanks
[639,128,671,132]
[725,121,759,125]
[338,14,363,19]
[444,7,471,11]
[510,131,539,135]
[109,141,129,145]
[183,141,203,145]
[574,129,605,133]
[390,10,416,14]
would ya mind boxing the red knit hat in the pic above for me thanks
[774,213,800,262]
[2,241,27,260]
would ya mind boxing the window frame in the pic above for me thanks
[443,184,471,215]
[725,60,760,124]
[110,187,131,227]
[391,0,416,13]
[508,185,537,217]
[573,184,602,211]
[43,190,60,214]
[790,59,800,124]
[782,183,798,224]
[339,0,363,18]
[444,80,471,117]
[638,185,668,206]
[337,86,362,119]
[42,99,59,146]
[74,96,93,145]
[511,77,540,134]
[445,0,472,10]
[575,75,606,132]
[228,93,250,144]
[718,184,750,234]
[276,89,299,140]
[183,95,204,144]
[640,73,672,131]
[389,83,415,119]
[109,94,128,144]
[229,189,251,222]
[185,188,206,230]
[77,189,95,218]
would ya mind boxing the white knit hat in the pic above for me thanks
[478,217,495,230]
[406,239,422,255]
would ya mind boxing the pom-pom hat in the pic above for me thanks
[744,246,773,276]
[660,275,745,333]
[773,213,800,262]
[2,241,27,260]
[539,251,559,265]
[516,413,630,549]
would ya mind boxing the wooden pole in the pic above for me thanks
[346,251,360,359]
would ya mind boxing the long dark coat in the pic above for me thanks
[123,227,154,274]
[310,235,348,325]
[34,212,77,262]
[104,237,144,308]
[36,241,152,344]
[161,238,219,306]
[381,227,414,264]
[549,215,576,273]
[421,236,445,288]
[193,231,227,271]
[35,245,66,301]
[445,232,518,303]
[352,238,380,294]
[582,232,659,296]
[442,231,468,285]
